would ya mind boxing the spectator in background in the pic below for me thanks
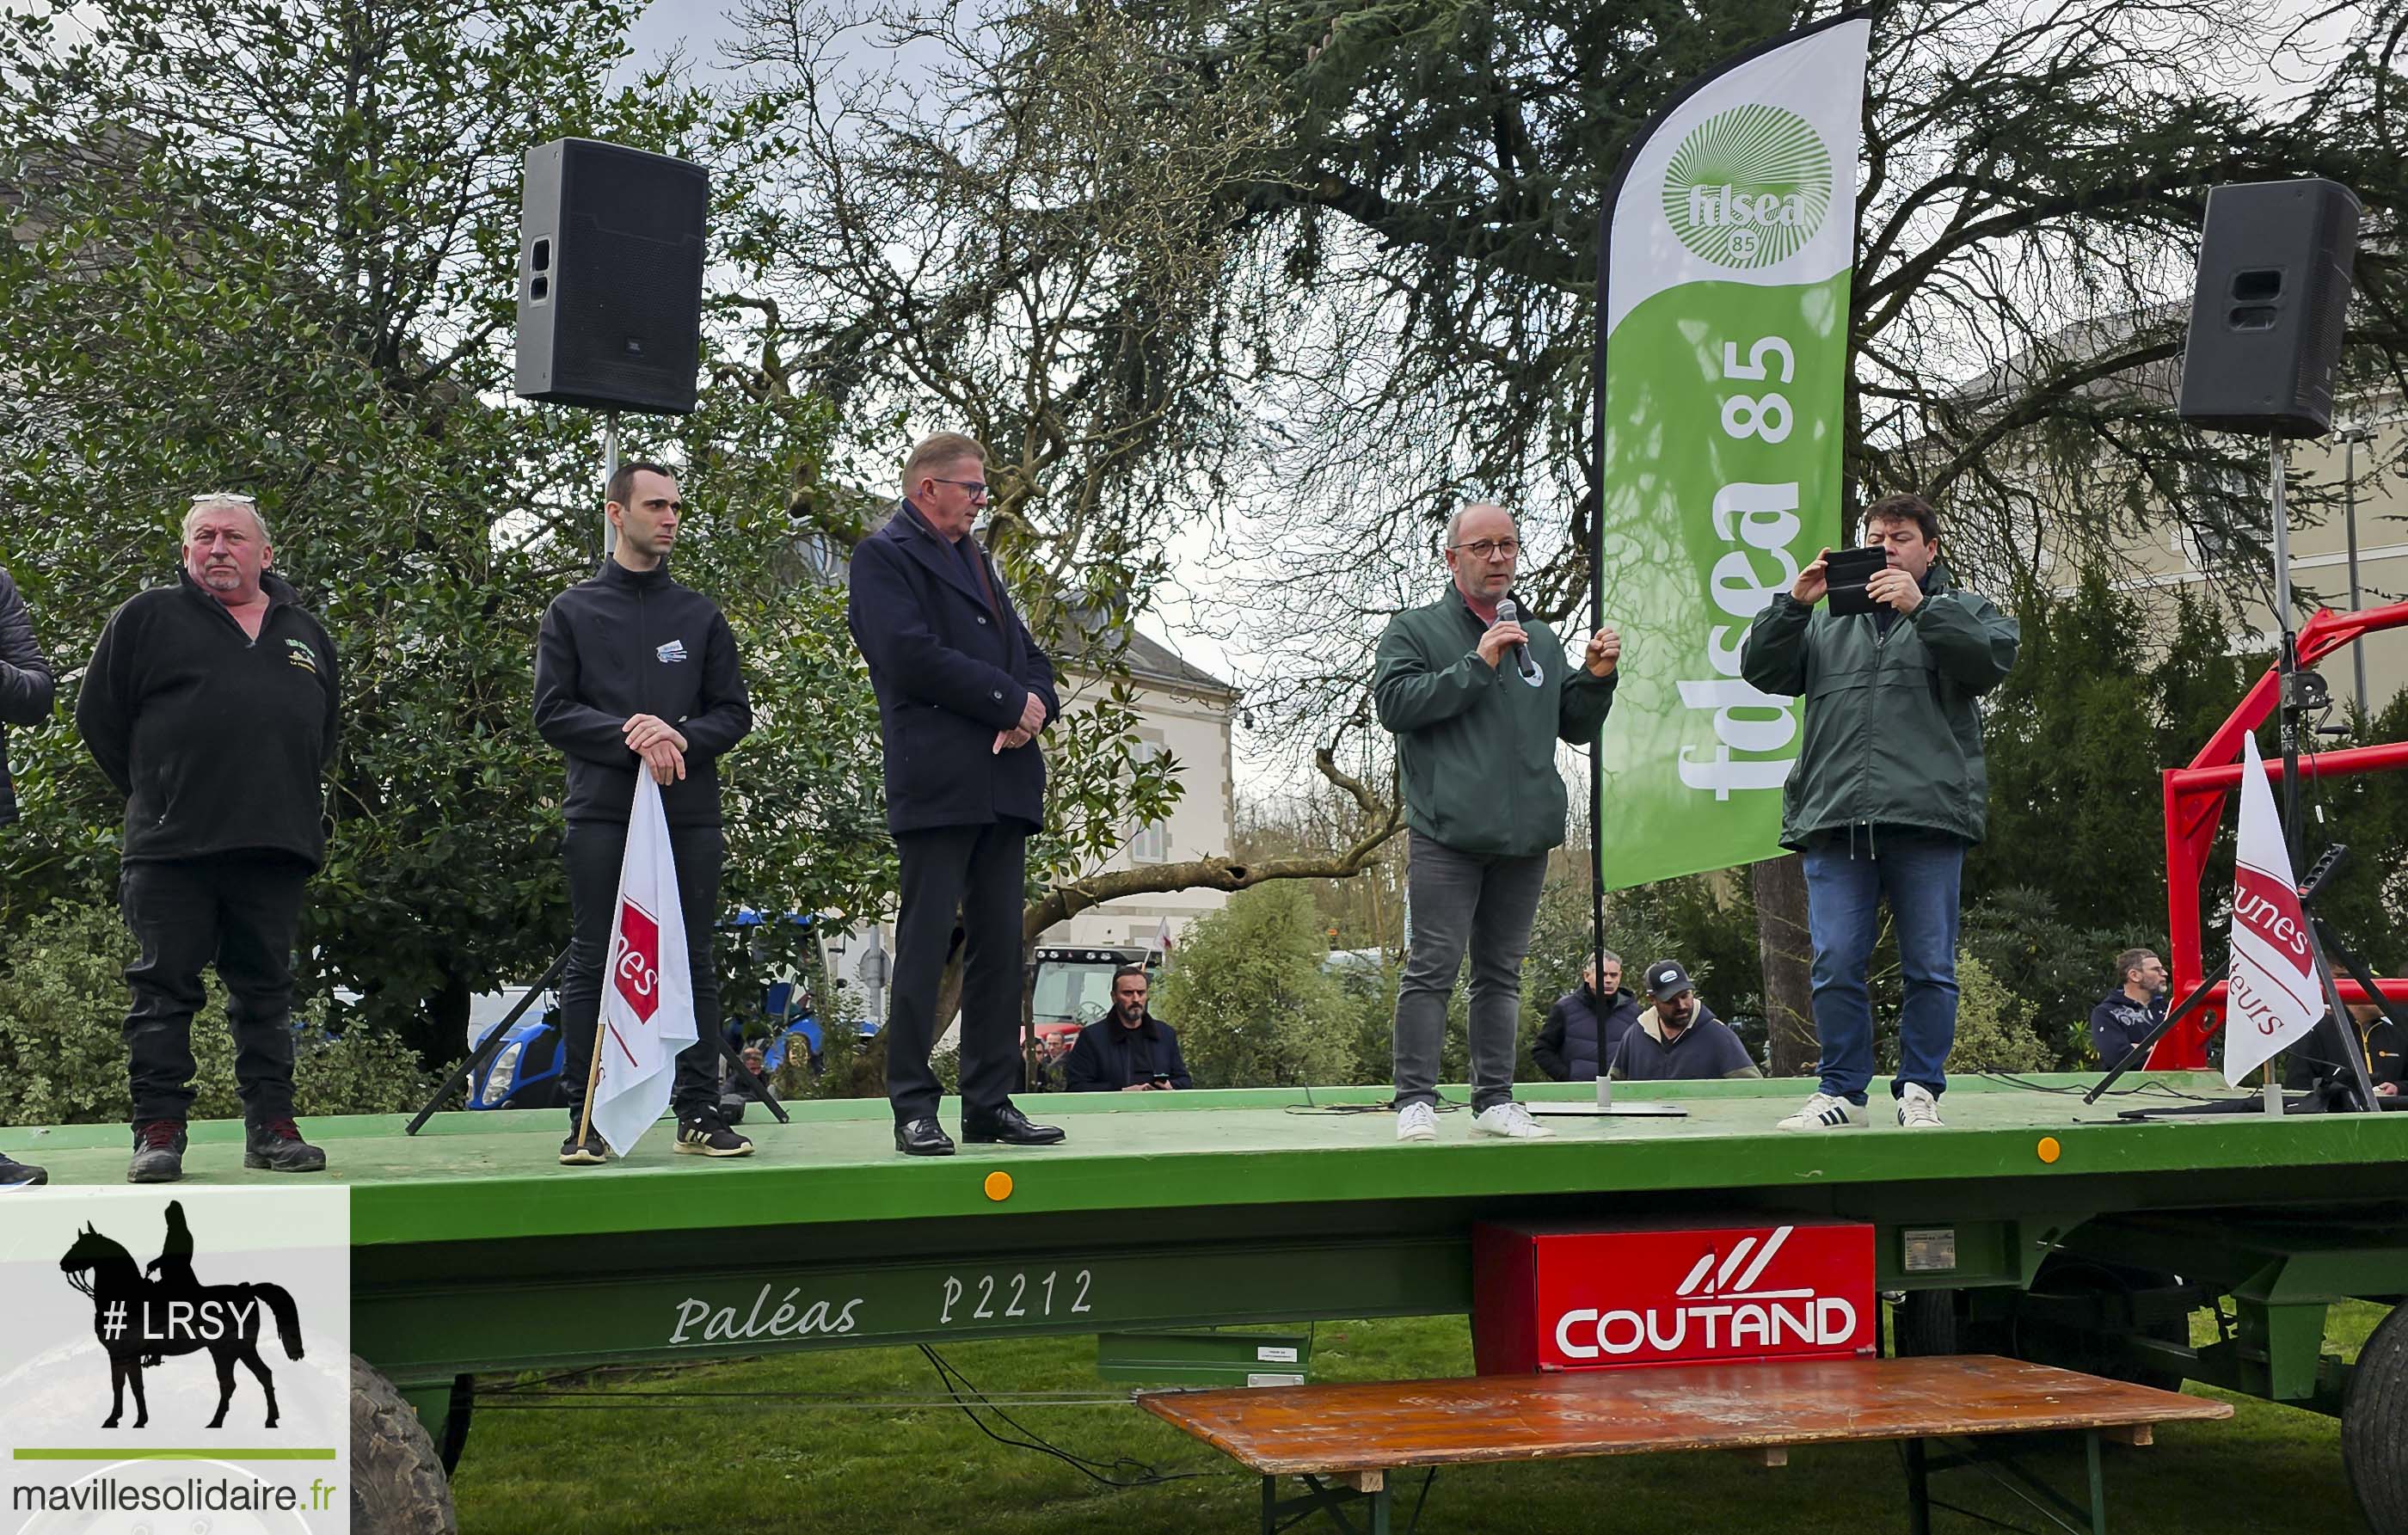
[1533,951,1638,1083]
[2088,949,2168,1069]
[1065,967,1191,1091]
[2286,1000,2405,1099]
[1607,961,1760,1083]
[0,562,51,1188]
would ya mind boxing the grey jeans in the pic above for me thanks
[1392,831,1550,1111]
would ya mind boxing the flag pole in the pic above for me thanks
[577,1023,607,1146]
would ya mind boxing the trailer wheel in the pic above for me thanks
[353,1355,459,1535]
[2345,1304,2408,1535]
[2013,1257,2188,1392]
[1892,1290,1958,1356]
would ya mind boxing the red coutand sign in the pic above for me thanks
[611,899,662,1022]
[1471,1219,1876,1373]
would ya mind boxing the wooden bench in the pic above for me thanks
[1142,1354,2231,1535]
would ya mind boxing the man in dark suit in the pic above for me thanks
[848,433,1065,1157]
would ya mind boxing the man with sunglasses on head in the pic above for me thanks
[77,494,340,1183]
[1374,502,1621,1143]
[848,433,1063,1157]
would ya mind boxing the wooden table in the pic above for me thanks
[1142,1354,2233,1533]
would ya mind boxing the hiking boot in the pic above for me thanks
[1471,1101,1555,1140]
[674,1115,754,1157]
[1776,1091,1866,1131]
[128,1121,187,1183]
[1896,1084,1945,1129]
[558,1129,609,1166]
[0,1152,46,1188]
[243,1118,328,1173]
[1395,1102,1438,1142]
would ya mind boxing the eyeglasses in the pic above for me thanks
[930,476,991,501]
[189,492,257,507]
[1449,538,1520,562]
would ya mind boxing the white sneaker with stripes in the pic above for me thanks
[1471,1102,1555,1140]
[1776,1091,1865,1131]
[1896,1084,1944,1128]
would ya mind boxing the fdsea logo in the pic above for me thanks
[1661,104,1833,269]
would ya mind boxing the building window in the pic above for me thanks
[1130,736,1170,863]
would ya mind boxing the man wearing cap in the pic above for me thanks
[77,494,341,1183]
[1606,961,1760,1083]
[1373,501,1621,1143]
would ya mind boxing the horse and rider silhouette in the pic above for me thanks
[58,1200,304,1429]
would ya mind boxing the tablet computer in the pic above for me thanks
[1823,546,1890,617]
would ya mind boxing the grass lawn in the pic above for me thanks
[449,1305,2381,1534]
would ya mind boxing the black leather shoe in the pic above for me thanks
[0,1152,46,1187]
[895,1117,956,1157]
[961,1102,1065,1146]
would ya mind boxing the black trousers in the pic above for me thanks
[558,819,723,1127]
[888,821,1027,1123]
[121,857,310,1127]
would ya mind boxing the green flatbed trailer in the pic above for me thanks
[14,1072,2408,1530]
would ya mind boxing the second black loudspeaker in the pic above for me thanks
[2176,178,2358,439]
[516,138,708,415]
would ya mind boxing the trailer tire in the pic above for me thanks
[2345,1303,2408,1535]
[353,1355,459,1535]
[1892,1289,1958,1356]
[2013,1257,2188,1392]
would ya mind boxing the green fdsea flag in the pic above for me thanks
[1593,15,1870,890]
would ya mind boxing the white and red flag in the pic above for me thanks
[2225,732,2322,1085]
[592,774,697,1153]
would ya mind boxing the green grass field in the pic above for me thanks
[447,1304,2380,1533]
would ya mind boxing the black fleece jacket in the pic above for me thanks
[76,570,340,866]
[0,565,53,827]
[532,559,752,826]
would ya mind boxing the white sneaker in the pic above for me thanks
[1471,1102,1555,1140]
[1396,1102,1438,1142]
[1776,1091,1865,1131]
[1896,1084,1944,1128]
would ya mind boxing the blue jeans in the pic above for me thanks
[1801,834,1963,1103]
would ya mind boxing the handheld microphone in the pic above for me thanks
[1493,599,1544,687]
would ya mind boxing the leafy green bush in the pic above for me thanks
[1944,953,2053,1074]
[1157,883,1369,1088]
[0,900,431,1126]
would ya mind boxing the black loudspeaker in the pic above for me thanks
[2177,179,2359,439]
[515,138,708,415]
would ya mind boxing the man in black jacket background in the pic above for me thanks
[0,562,53,1185]
[1063,967,1191,1091]
[1533,953,1637,1083]
[848,433,1063,1157]
[77,494,339,1183]
[535,462,755,1166]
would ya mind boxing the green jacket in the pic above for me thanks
[1739,562,2018,849]
[1373,592,1617,857]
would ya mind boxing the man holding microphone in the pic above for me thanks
[1374,502,1620,1142]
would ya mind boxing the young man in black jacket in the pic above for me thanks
[0,563,53,1186]
[77,495,340,1183]
[535,462,755,1165]
[1533,953,1638,1083]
